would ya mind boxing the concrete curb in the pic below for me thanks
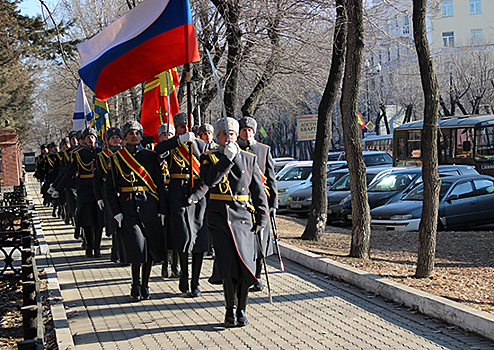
[279,241,494,342]
[27,179,75,349]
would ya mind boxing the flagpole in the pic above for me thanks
[184,0,194,195]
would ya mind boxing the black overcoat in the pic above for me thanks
[200,147,269,286]
[56,146,103,228]
[105,145,167,264]
[154,137,209,253]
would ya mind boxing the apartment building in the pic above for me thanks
[430,0,494,49]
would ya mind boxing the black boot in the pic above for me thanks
[110,234,119,262]
[251,258,264,292]
[83,227,93,257]
[190,253,203,297]
[161,261,169,278]
[236,280,250,326]
[178,252,189,294]
[223,278,237,327]
[170,250,181,278]
[93,228,103,258]
[130,263,141,302]
[141,261,152,300]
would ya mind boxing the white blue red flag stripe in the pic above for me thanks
[73,80,93,131]
[77,0,200,99]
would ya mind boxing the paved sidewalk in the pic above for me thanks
[29,175,494,350]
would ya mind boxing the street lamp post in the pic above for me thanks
[363,59,381,134]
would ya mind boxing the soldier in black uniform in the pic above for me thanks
[53,128,104,257]
[238,116,278,291]
[157,123,181,279]
[94,127,122,263]
[154,113,209,297]
[105,121,167,301]
[200,117,269,327]
[35,144,50,205]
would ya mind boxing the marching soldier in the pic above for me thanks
[200,117,269,327]
[157,123,181,279]
[154,112,209,297]
[198,123,217,151]
[34,144,50,205]
[45,142,62,216]
[52,128,104,257]
[238,116,278,291]
[94,127,123,263]
[105,121,167,301]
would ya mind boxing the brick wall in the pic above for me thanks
[0,124,22,187]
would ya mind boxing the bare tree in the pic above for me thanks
[302,0,347,241]
[341,0,369,258]
[413,0,440,278]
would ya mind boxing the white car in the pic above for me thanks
[277,161,346,208]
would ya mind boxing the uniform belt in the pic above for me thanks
[209,193,249,202]
[164,179,170,184]
[120,186,149,192]
[170,174,199,180]
[79,174,94,179]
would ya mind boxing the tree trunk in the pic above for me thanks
[340,0,369,259]
[302,0,347,241]
[413,0,441,278]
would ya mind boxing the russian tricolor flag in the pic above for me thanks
[77,0,200,99]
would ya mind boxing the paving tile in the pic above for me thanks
[27,175,494,350]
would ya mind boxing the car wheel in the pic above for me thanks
[437,220,444,231]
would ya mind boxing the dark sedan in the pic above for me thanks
[340,165,479,224]
[326,166,394,223]
[370,174,494,231]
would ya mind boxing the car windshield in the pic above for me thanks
[367,173,414,192]
[404,182,453,201]
[279,166,312,181]
[363,153,393,166]
[329,173,377,191]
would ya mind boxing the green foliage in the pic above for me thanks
[0,0,78,140]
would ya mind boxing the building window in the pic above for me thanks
[403,14,410,34]
[442,31,455,47]
[470,0,481,14]
[441,1,453,17]
[471,29,483,45]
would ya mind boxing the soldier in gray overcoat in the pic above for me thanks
[238,116,278,291]
[105,121,168,301]
[200,117,269,327]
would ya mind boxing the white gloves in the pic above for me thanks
[97,200,105,210]
[224,142,240,160]
[187,193,199,205]
[51,191,59,199]
[114,213,123,227]
[47,185,55,194]
[178,132,195,145]
[158,213,166,226]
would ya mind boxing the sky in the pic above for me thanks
[18,0,43,17]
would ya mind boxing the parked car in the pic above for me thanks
[326,166,394,223]
[340,165,479,224]
[274,157,297,175]
[328,150,344,161]
[285,164,349,217]
[338,150,393,167]
[277,161,347,208]
[370,174,494,231]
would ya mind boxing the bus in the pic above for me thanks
[393,115,494,175]
[362,134,393,153]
